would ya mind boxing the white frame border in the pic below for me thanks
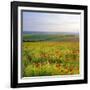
[18,6,84,83]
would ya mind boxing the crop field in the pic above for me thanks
[22,34,80,77]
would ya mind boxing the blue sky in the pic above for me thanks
[22,11,80,33]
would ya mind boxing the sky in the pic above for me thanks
[22,11,80,33]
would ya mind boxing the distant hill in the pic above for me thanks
[23,31,79,42]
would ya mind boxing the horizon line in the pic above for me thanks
[23,31,79,33]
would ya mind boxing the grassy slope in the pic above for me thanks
[22,34,79,77]
[23,34,79,42]
[22,41,79,77]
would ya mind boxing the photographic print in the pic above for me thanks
[22,11,80,77]
[11,1,87,88]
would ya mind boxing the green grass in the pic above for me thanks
[22,41,79,77]
[23,34,79,42]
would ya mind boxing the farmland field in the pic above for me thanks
[22,34,80,77]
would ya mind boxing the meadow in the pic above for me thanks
[22,34,79,77]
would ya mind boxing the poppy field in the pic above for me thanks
[22,34,79,77]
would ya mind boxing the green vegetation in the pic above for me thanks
[22,34,80,77]
[23,34,79,42]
